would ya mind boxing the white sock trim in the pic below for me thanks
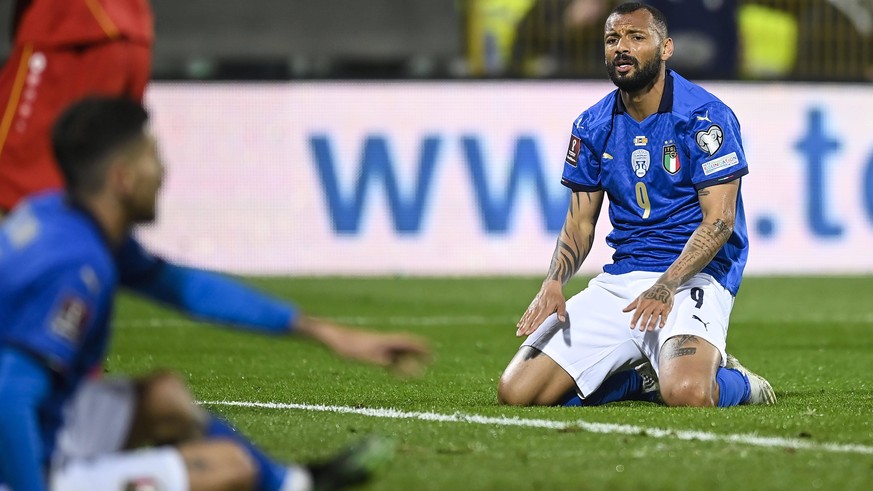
[280,465,314,491]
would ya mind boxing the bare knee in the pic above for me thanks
[131,371,204,446]
[658,335,722,407]
[209,441,257,491]
[497,348,574,406]
[660,379,717,407]
[497,375,536,406]
[144,371,200,416]
[181,440,257,491]
[140,371,193,403]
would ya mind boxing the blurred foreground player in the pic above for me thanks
[0,97,429,491]
[0,0,153,217]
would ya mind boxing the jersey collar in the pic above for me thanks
[65,194,115,250]
[613,69,675,115]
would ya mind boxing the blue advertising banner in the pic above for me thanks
[139,82,873,275]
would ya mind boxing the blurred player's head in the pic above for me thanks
[604,2,673,93]
[52,97,164,223]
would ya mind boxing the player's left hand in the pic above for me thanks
[623,283,675,331]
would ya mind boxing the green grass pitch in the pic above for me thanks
[108,276,873,491]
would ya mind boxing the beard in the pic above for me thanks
[122,192,159,224]
[129,204,157,224]
[606,51,662,92]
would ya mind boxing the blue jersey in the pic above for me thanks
[560,70,749,295]
[0,192,297,483]
[0,194,116,469]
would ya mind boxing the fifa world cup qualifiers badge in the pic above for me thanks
[565,135,582,167]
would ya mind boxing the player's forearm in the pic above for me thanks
[293,316,345,346]
[129,263,298,334]
[291,316,376,362]
[546,224,595,285]
[657,217,733,290]
[545,193,598,285]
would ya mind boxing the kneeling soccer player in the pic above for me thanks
[497,3,775,409]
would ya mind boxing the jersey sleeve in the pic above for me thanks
[3,259,104,375]
[560,116,602,192]
[117,236,298,333]
[685,102,749,189]
[115,235,165,285]
[0,347,53,491]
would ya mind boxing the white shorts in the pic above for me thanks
[54,377,136,462]
[51,447,188,491]
[49,378,189,491]
[522,271,734,397]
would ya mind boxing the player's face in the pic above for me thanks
[604,10,670,92]
[119,132,164,224]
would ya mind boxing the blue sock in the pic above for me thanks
[716,367,751,407]
[562,369,652,406]
[206,414,288,491]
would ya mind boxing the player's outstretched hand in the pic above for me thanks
[623,283,675,331]
[296,316,431,377]
[516,280,567,337]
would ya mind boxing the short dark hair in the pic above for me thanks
[52,97,149,196]
[609,2,669,42]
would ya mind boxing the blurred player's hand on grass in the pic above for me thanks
[295,316,431,377]
[516,280,567,337]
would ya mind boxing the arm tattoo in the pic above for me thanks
[660,218,733,288]
[568,193,578,218]
[547,231,592,284]
[547,193,597,284]
[567,192,593,218]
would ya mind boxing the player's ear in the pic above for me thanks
[107,155,135,194]
[661,37,674,61]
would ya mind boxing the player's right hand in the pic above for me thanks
[516,280,567,337]
[331,329,431,377]
[294,316,431,377]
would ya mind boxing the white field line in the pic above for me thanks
[336,314,873,325]
[113,316,517,328]
[117,313,873,328]
[202,400,873,456]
